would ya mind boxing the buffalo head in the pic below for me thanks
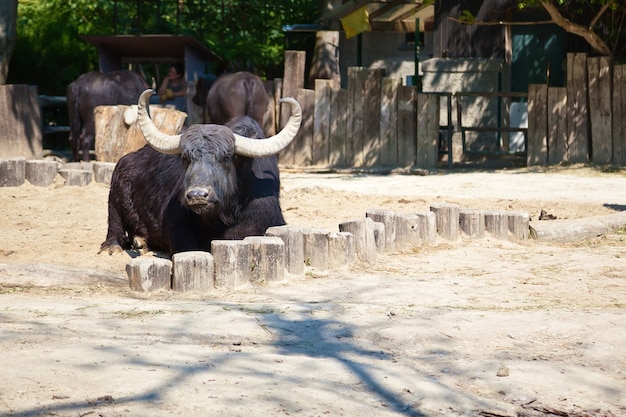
[137,89,301,215]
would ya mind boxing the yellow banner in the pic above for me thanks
[341,6,371,39]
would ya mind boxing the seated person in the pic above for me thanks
[155,63,186,112]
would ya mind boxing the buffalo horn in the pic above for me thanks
[137,89,182,154]
[233,97,302,157]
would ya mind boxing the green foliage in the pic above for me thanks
[9,0,318,95]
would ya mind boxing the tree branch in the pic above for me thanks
[540,0,611,55]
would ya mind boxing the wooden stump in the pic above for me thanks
[302,228,330,271]
[328,232,356,269]
[484,210,509,239]
[508,211,530,240]
[366,209,396,252]
[0,157,25,187]
[94,105,187,163]
[93,161,116,185]
[417,211,437,244]
[459,209,485,238]
[25,160,58,187]
[243,236,285,283]
[430,203,460,241]
[211,240,252,290]
[265,225,304,275]
[172,251,214,292]
[58,168,92,186]
[126,257,172,292]
[396,213,421,249]
[338,217,377,263]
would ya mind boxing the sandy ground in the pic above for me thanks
[1,165,625,417]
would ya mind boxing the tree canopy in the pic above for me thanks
[8,0,318,95]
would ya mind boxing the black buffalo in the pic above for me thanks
[192,71,268,126]
[99,89,301,256]
[67,70,148,161]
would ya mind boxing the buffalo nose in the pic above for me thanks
[186,188,210,201]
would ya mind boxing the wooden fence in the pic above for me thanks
[524,53,624,166]
[273,51,626,170]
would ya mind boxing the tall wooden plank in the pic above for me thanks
[397,86,416,167]
[547,87,567,165]
[313,79,333,166]
[415,93,439,169]
[527,84,548,165]
[380,77,401,166]
[613,65,626,164]
[0,85,43,159]
[291,88,314,167]
[262,80,276,136]
[329,88,347,167]
[362,69,385,167]
[566,53,590,163]
[587,56,612,164]
[346,67,367,167]
[281,51,306,129]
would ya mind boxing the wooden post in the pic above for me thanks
[380,77,401,166]
[547,87,567,165]
[263,80,277,136]
[587,56,612,164]
[346,67,368,167]
[363,69,384,167]
[338,217,377,263]
[507,211,530,240]
[329,88,347,167]
[527,84,548,165]
[293,88,314,167]
[0,157,25,186]
[328,232,356,269]
[566,53,590,163]
[313,79,333,166]
[397,86,417,167]
[243,236,285,283]
[613,65,626,164]
[483,211,508,239]
[415,93,439,169]
[281,51,306,129]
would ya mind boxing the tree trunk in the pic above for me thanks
[0,0,17,84]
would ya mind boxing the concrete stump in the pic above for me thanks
[172,251,214,292]
[0,157,25,187]
[211,240,252,290]
[339,217,377,263]
[484,210,509,239]
[459,209,485,238]
[508,211,530,240]
[266,225,304,275]
[417,211,437,244]
[366,209,396,252]
[243,236,285,283]
[25,160,58,186]
[58,169,92,186]
[430,203,460,241]
[396,213,421,249]
[328,232,356,269]
[126,257,172,292]
[302,228,330,270]
[93,161,116,185]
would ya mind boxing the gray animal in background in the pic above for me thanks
[192,71,268,126]
[66,70,147,161]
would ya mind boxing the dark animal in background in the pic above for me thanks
[192,71,268,126]
[66,70,147,161]
[99,89,301,256]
